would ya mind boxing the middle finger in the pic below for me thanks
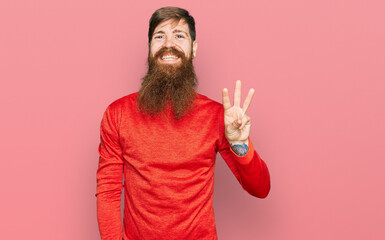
[234,80,241,107]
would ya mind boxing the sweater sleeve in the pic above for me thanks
[218,108,271,198]
[96,105,124,240]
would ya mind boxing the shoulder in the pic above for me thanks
[195,93,222,108]
[106,92,139,111]
[101,92,139,122]
[192,93,224,125]
[194,93,225,140]
[100,92,139,127]
[195,93,224,113]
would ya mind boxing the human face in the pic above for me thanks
[150,19,198,65]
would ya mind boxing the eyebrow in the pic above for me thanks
[153,29,189,36]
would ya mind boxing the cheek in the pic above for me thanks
[178,44,187,54]
[150,47,158,57]
[149,43,160,56]
[184,46,192,57]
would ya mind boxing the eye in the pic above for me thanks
[154,35,163,39]
[176,35,184,39]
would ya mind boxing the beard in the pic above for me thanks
[137,46,197,120]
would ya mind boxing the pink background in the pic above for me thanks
[1,0,384,239]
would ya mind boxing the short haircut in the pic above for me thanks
[148,7,196,45]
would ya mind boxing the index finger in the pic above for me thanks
[222,88,231,110]
[233,80,241,107]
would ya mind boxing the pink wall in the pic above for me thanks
[1,0,384,239]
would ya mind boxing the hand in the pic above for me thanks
[222,80,255,144]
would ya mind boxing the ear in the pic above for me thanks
[192,40,198,58]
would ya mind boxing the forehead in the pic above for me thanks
[154,19,190,34]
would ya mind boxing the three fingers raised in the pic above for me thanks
[222,80,255,114]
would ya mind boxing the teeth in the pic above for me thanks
[161,55,178,60]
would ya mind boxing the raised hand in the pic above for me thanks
[222,80,255,155]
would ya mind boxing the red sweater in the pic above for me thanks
[96,92,270,240]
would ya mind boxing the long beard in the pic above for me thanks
[137,47,197,119]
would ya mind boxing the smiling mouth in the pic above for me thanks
[160,54,180,62]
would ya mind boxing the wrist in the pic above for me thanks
[229,139,249,156]
[228,138,249,146]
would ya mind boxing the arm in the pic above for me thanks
[218,112,270,198]
[96,105,124,240]
[220,80,270,198]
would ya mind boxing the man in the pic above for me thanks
[96,6,270,240]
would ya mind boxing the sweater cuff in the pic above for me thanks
[229,138,255,165]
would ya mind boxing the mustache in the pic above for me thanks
[153,47,185,60]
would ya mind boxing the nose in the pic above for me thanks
[164,37,175,48]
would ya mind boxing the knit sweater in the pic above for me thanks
[96,92,270,240]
